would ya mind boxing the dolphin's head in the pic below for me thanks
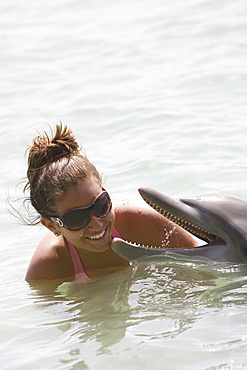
[111,187,247,262]
[138,187,247,250]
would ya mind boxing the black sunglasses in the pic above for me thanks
[50,190,112,231]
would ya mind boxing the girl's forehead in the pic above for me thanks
[55,178,102,214]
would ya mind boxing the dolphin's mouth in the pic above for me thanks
[112,188,246,262]
[140,191,220,246]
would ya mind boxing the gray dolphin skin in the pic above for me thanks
[111,187,247,263]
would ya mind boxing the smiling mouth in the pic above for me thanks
[88,229,106,240]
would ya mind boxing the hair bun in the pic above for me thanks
[43,141,70,161]
[28,123,81,172]
[43,124,80,162]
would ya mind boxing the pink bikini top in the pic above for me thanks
[67,227,122,283]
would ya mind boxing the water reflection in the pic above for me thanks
[27,256,247,363]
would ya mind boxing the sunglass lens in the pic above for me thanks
[63,209,90,230]
[93,192,112,217]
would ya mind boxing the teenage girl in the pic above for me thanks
[24,124,198,284]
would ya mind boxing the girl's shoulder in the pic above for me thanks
[113,197,161,223]
[113,198,198,249]
[25,232,74,282]
[113,198,165,244]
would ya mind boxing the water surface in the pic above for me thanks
[1,0,247,368]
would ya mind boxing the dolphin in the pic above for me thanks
[111,187,247,263]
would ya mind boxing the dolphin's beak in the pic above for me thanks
[138,187,215,244]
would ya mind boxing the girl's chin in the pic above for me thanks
[85,241,110,253]
[84,226,112,252]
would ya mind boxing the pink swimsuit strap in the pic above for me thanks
[111,227,122,239]
[67,240,91,283]
[67,227,122,283]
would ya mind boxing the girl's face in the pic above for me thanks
[54,177,115,253]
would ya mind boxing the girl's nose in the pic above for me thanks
[87,213,104,230]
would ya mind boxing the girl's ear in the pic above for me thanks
[41,217,60,234]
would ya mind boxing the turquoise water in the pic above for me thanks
[1,0,247,368]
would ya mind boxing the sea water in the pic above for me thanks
[1,0,247,368]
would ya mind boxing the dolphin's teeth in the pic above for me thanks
[142,196,215,243]
[145,199,215,242]
[125,240,158,249]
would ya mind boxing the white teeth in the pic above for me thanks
[88,230,105,240]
